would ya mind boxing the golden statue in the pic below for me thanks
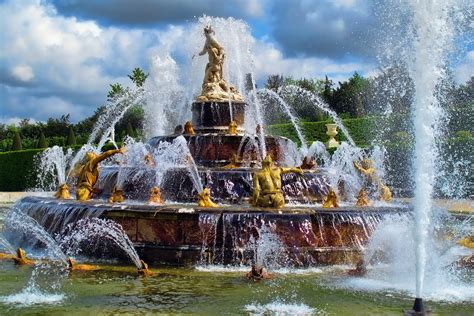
[195,26,243,102]
[252,155,303,208]
[322,188,339,208]
[197,188,218,207]
[380,183,392,202]
[300,156,317,170]
[223,154,242,169]
[54,183,71,199]
[356,188,370,207]
[228,121,238,135]
[76,147,126,201]
[13,248,34,265]
[144,153,155,167]
[109,186,125,203]
[67,258,99,271]
[184,121,196,135]
[353,159,392,202]
[138,260,153,276]
[458,235,474,249]
[0,252,15,260]
[148,186,164,204]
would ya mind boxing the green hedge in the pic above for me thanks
[268,116,378,147]
[0,149,44,191]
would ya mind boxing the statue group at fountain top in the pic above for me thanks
[194,25,243,102]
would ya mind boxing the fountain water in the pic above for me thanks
[36,146,74,191]
[258,89,308,154]
[59,218,143,269]
[281,85,356,147]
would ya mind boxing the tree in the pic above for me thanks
[37,131,47,148]
[107,83,125,100]
[128,68,149,88]
[321,76,333,104]
[265,75,284,92]
[12,131,22,151]
[66,126,77,146]
[331,72,370,117]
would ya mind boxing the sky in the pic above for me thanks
[0,0,472,124]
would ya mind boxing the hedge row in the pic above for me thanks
[268,116,378,146]
[0,149,44,191]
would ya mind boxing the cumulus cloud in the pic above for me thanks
[0,0,375,123]
[0,0,164,121]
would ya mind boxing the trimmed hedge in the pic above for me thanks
[268,116,378,146]
[0,149,44,191]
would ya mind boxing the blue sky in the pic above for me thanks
[0,0,472,124]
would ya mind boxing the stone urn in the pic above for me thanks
[325,123,340,148]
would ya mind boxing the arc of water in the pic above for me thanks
[258,89,308,155]
[281,85,356,147]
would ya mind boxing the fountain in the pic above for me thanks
[1,24,413,270]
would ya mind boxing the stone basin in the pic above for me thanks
[17,196,411,267]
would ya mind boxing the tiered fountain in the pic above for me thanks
[14,25,409,269]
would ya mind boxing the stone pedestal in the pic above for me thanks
[191,101,246,133]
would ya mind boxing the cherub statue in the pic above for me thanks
[253,154,303,208]
[356,188,370,207]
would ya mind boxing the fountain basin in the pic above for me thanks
[17,196,411,267]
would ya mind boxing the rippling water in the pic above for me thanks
[0,205,472,315]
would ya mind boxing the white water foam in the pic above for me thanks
[244,302,321,316]
[1,285,64,306]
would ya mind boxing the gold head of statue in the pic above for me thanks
[356,188,370,207]
[138,260,153,276]
[197,188,218,208]
[300,156,317,170]
[13,248,34,265]
[361,158,373,170]
[184,121,196,135]
[262,154,273,169]
[322,188,339,208]
[148,186,164,204]
[223,153,242,169]
[54,183,71,199]
[228,121,238,135]
[109,186,125,203]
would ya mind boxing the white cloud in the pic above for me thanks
[11,65,34,82]
[454,50,474,84]
[252,41,375,82]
